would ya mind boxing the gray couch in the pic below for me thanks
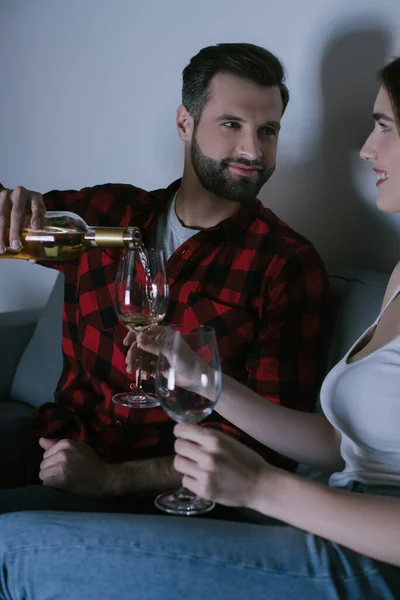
[0,262,390,477]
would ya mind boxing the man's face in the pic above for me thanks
[189,73,283,203]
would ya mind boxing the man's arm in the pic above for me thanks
[233,244,331,470]
[39,437,182,498]
[106,456,182,497]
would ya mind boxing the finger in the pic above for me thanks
[39,448,69,471]
[173,454,203,478]
[139,350,156,375]
[39,464,60,480]
[39,463,67,483]
[9,186,29,248]
[175,438,218,474]
[174,438,205,462]
[29,193,46,229]
[39,437,60,451]
[141,357,156,378]
[42,438,74,459]
[41,472,67,489]
[181,473,202,496]
[136,332,162,357]
[123,331,137,346]
[0,189,11,252]
[174,423,224,452]
[125,342,138,373]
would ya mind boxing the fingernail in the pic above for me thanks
[126,365,131,373]
[0,245,5,253]
[32,218,40,229]
[11,240,21,250]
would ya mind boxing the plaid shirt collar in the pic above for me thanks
[138,178,260,247]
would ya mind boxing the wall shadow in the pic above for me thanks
[261,25,400,273]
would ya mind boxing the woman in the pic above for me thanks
[0,58,400,600]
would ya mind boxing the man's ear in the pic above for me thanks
[176,104,194,142]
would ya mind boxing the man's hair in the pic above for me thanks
[379,57,400,132]
[182,42,289,123]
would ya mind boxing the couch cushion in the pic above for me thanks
[326,266,389,372]
[10,272,64,408]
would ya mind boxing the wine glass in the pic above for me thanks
[112,247,168,409]
[154,325,222,516]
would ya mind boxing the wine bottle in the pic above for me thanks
[1,211,142,260]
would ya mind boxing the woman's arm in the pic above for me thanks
[217,373,343,472]
[174,423,400,568]
[135,332,343,473]
[253,467,400,567]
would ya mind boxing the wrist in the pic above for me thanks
[246,465,294,518]
[102,462,131,497]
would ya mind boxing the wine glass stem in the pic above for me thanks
[135,346,145,391]
[176,485,194,499]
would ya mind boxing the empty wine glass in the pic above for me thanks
[112,247,168,409]
[154,325,222,516]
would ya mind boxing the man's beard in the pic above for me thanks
[190,133,275,204]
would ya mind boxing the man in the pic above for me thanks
[0,43,330,513]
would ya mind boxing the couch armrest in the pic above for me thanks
[10,272,64,407]
[0,309,40,403]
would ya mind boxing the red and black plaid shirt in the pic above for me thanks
[28,179,330,482]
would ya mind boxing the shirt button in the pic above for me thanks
[115,420,122,427]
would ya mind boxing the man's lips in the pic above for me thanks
[228,163,262,176]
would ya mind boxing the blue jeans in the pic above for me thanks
[0,482,399,600]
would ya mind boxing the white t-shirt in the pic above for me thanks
[153,192,199,260]
[321,284,400,487]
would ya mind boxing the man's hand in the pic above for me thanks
[0,185,46,253]
[124,328,211,393]
[39,438,114,499]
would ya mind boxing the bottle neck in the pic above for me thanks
[84,226,142,248]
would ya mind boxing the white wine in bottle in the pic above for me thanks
[1,212,142,260]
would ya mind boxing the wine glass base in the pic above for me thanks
[112,391,160,409]
[155,490,215,516]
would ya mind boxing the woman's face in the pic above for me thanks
[360,86,400,212]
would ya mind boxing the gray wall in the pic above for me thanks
[1,0,400,276]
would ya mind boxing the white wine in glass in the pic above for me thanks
[112,247,168,409]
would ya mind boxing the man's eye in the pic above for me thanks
[260,127,277,137]
[223,122,240,129]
